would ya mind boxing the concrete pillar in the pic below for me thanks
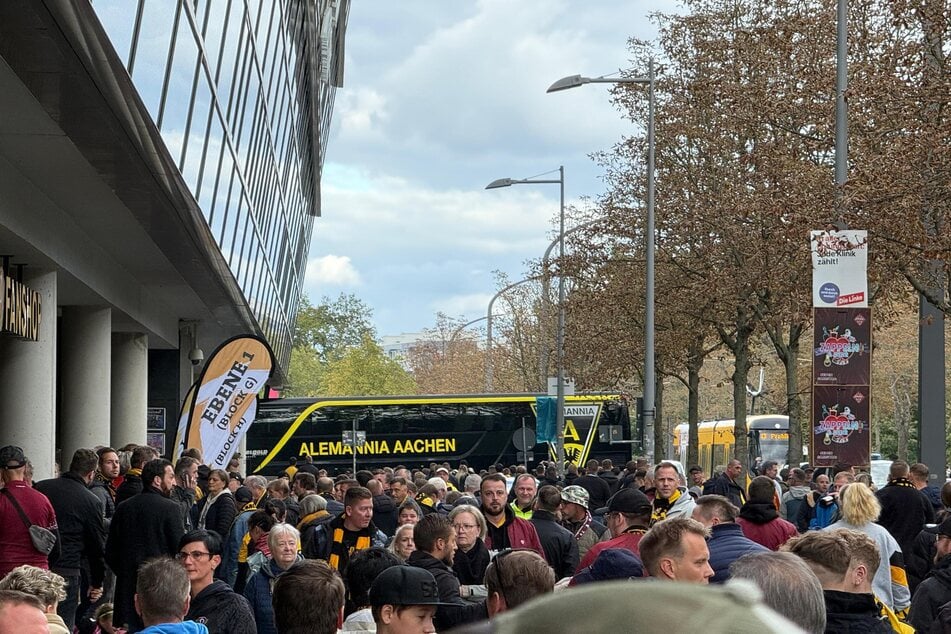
[111,332,148,448]
[0,269,57,480]
[58,306,111,464]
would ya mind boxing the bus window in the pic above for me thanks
[713,445,725,471]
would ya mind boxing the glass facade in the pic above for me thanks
[92,0,348,369]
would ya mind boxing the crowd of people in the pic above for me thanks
[2,442,951,633]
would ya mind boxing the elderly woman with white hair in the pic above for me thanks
[449,504,491,588]
[244,523,302,634]
[0,565,69,634]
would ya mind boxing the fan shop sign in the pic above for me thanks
[0,266,41,341]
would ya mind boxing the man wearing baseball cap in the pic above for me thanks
[558,485,607,562]
[369,565,453,634]
[0,446,60,578]
[577,488,652,570]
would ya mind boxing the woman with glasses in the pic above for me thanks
[449,505,491,588]
[244,523,302,634]
[179,529,256,634]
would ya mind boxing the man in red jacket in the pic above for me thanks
[736,476,797,551]
[0,445,60,578]
[479,474,544,558]
[577,488,652,570]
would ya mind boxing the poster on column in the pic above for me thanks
[813,308,872,385]
[811,385,871,468]
[811,229,868,307]
[182,335,275,469]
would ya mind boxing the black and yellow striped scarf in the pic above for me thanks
[327,516,373,571]
[651,488,682,525]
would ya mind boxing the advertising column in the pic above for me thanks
[810,230,871,468]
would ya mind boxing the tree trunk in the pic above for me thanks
[784,324,804,468]
[687,339,703,469]
[728,306,755,477]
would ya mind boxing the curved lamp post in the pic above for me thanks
[486,168,566,476]
[548,64,656,460]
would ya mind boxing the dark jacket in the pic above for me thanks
[34,473,107,585]
[114,472,142,507]
[187,579,256,634]
[823,590,893,633]
[736,502,798,551]
[191,492,237,540]
[876,479,936,555]
[88,475,116,520]
[243,558,298,634]
[283,498,301,527]
[908,528,939,594]
[574,475,612,512]
[482,504,545,558]
[531,509,579,579]
[299,510,334,559]
[703,472,746,508]
[706,522,768,584]
[932,600,951,633]
[169,485,196,531]
[599,471,620,495]
[909,554,951,633]
[372,493,399,537]
[105,486,186,633]
[407,550,487,631]
[452,538,490,585]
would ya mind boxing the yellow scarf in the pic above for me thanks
[651,488,682,525]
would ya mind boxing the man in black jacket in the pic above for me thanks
[909,517,951,632]
[530,486,579,579]
[34,448,107,630]
[179,529,255,634]
[367,478,398,537]
[878,461,936,558]
[114,445,157,507]
[89,447,119,523]
[575,460,612,512]
[703,459,746,508]
[407,514,487,631]
[105,458,185,633]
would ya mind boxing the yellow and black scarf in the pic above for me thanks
[651,488,682,525]
[327,515,373,571]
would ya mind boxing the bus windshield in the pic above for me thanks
[753,430,790,465]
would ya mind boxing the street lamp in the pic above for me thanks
[482,275,542,392]
[539,219,599,389]
[548,63,657,460]
[486,168,566,476]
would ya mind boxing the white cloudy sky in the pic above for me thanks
[309,0,672,336]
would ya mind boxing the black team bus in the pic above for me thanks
[246,393,636,476]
